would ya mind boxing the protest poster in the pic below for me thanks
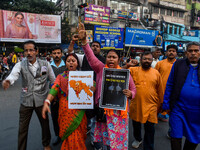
[68,71,94,109]
[99,68,129,110]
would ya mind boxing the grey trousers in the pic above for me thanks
[18,104,51,150]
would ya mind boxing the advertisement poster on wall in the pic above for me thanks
[84,4,110,26]
[125,27,162,47]
[118,11,139,21]
[86,30,93,43]
[0,10,61,43]
[94,25,124,50]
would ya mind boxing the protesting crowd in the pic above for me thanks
[2,22,200,150]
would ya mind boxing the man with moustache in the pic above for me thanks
[163,42,200,150]
[50,46,66,145]
[129,51,164,150]
[155,45,177,122]
[2,40,55,150]
[151,47,161,68]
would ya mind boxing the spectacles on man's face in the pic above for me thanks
[24,49,36,53]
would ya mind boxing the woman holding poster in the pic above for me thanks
[77,22,136,150]
[42,53,90,150]
[4,12,33,39]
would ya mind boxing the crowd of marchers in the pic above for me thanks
[2,22,200,150]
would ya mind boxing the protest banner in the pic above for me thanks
[68,71,94,109]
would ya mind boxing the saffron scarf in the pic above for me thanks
[104,65,128,118]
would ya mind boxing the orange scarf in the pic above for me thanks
[104,65,128,118]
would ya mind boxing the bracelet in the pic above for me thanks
[81,41,88,46]
[45,99,51,105]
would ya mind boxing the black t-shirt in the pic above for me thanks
[81,54,105,81]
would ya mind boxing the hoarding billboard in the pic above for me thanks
[0,10,61,43]
[125,28,162,47]
[94,25,124,50]
[84,4,110,26]
[118,11,139,21]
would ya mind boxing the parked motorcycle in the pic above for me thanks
[0,63,10,82]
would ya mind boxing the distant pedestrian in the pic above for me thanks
[151,47,161,68]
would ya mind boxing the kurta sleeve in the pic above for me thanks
[162,64,175,110]
[49,74,61,97]
[154,62,160,72]
[82,43,104,73]
[157,73,164,107]
[129,75,136,99]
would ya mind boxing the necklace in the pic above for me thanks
[15,23,23,27]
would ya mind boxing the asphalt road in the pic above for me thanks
[0,78,199,150]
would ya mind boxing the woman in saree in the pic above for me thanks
[4,12,33,39]
[77,22,137,150]
[42,53,88,150]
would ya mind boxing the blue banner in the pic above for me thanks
[164,41,186,52]
[125,28,162,47]
[118,11,139,21]
[94,25,124,50]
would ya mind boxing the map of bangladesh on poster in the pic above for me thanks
[68,71,94,109]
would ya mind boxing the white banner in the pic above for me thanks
[68,71,94,109]
[0,10,61,43]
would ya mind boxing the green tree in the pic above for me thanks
[0,0,60,15]
[61,17,72,44]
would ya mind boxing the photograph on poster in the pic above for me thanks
[0,10,61,43]
[99,68,129,110]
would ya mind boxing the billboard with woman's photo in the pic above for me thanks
[0,10,61,43]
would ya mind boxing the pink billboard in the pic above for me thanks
[0,10,61,43]
[84,4,110,26]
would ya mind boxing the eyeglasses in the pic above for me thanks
[24,49,36,53]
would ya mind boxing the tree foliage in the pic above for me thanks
[0,0,60,15]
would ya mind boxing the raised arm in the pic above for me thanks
[67,35,77,54]
[77,22,104,73]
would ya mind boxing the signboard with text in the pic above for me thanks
[84,4,110,26]
[118,11,139,21]
[94,25,124,50]
[99,68,130,110]
[125,27,162,47]
[0,10,61,43]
